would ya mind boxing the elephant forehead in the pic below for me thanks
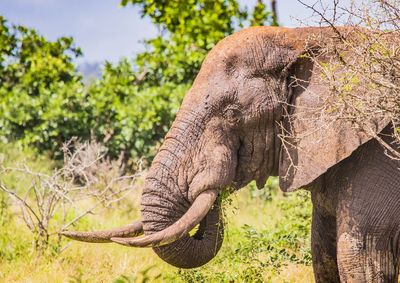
[204,26,344,69]
[201,26,314,76]
[216,26,337,52]
[207,27,304,59]
[184,27,340,107]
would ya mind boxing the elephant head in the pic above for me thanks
[62,27,388,268]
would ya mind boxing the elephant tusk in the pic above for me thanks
[60,221,143,243]
[111,190,218,247]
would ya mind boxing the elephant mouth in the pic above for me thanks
[232,166,270,190]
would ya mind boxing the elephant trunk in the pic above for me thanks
[61,106,234,269]
[151,204,224,269]
[139,145,224,268]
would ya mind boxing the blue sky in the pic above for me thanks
[0,0,353,63]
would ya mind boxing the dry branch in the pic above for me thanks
[292,0,400,159]
[0,140,144,254]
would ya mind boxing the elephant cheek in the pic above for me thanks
[234,120,277,189]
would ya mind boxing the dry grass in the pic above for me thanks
[0,189,313,282]
[0,144,313,282]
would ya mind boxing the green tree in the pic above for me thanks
[0,17,16,75]
[251,0,276,26]
[0,17,89,157]
[87,59,185,161]
[121,0,248,86]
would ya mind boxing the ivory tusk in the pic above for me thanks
[61,221,143,243]
[111,190,218,247]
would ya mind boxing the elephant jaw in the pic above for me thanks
[233,116,280,190]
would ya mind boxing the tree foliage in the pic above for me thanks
[87,59,184,161]
[0,17,89,157]
[0,1,276,162]
[251,0,273,26]
[121,0,247,88]
[121,0,275,87]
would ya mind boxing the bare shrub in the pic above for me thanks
[0,140,144,254]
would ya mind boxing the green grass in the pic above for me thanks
[0,145,314,282]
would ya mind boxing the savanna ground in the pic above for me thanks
[0,143,313,283]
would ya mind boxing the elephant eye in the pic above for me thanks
[224,108,242,124]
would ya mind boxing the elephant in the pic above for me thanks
[62,26,400,282]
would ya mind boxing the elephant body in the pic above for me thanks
[63,27,400,282]
[311,125,400,282]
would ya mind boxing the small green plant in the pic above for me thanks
[176,190,312,282]
[249,177,280,201]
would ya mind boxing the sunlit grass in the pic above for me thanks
[0,190,313,282]
[0,144,314,282]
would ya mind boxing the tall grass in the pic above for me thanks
[0,144,314,282]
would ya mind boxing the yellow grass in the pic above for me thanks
[0,143,313,282]
[1,188,313,282]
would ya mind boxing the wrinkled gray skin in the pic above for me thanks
[64,27,400,282]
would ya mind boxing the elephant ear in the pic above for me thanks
[278,52,389,192]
